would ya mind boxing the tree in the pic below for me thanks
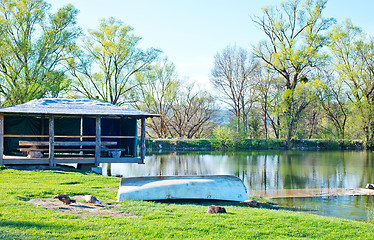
[254,67,282,138]
[252,0,335,141]
[0,0,80,106]
[169,85,217,139]
[134,57,180,138]
[134,57,216,139]
[210,45,258,134]
[315,69,348,139]
[68,17,160,105]
[329,20,374,147]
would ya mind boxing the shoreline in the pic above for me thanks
[146,138,365,151]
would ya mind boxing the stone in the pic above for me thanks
[207,205,226,213]
[241,199,261,208]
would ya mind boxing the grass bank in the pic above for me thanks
[146,138,364,151]
[1,167,373,239]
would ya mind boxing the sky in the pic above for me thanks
[47,0,374,91]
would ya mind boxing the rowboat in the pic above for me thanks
[117,175,248,202]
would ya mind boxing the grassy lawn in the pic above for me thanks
[0,167,373,239]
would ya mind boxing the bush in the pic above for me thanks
[211,126,244,150]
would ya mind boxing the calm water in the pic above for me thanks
[102,150,374,221]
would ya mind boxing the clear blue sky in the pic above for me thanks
[48,0,374,91]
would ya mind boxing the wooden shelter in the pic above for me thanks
[0,98,159,167]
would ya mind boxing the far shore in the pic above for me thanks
[146,138,364,151]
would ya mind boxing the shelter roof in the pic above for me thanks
[0,98,159,118]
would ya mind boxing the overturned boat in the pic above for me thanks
[117,175,248,202]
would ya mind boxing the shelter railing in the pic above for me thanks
[3,134,142,165]
[4,134,140,138]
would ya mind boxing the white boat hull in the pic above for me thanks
[117,175,248,202]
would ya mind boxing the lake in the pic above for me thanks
[102,150,374,221]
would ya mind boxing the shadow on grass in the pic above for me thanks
[0,219,70,231]
[59,181,81,185]
[155,199,243,207]
[3,165,92,175]
[154,199,318,214]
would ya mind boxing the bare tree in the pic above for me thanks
[134,57,179,138]
[134,58,216,139]
[210,45,259,134]
[169,85,217,139]
[316,69,348,139]
[254,67,283,138]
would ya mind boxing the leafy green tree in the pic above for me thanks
[252,0,335,141]
[0,0,80,106]
[68,17,160,105]
[279,80,320,140]
[329,20,374,147]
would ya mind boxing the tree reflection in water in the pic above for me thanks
[101,150,374,221]
[102,150,374,197]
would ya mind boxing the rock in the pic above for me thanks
[241,199,261,208]
[207,205,226,213]
[366,184,374,189]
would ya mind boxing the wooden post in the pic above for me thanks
[80,116,84,139]
[49,115,55,167]
[95,115,101,167]
[80,116,83,154]
[0,114,4,166]
[140,118,146,163]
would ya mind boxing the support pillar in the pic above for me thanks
[49,115,55,167]
[80,116,84,154]
[95,115,101,167]
[140,118,146,163]
[0,114,4,166]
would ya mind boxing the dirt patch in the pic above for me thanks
[28,195,138,218]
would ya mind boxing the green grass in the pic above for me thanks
[1,168,374,239]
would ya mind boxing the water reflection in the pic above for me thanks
[103,150,374,195]
[275,195,374,221]
[102,150,374,220]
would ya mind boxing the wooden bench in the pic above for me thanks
[18,140,128,157]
